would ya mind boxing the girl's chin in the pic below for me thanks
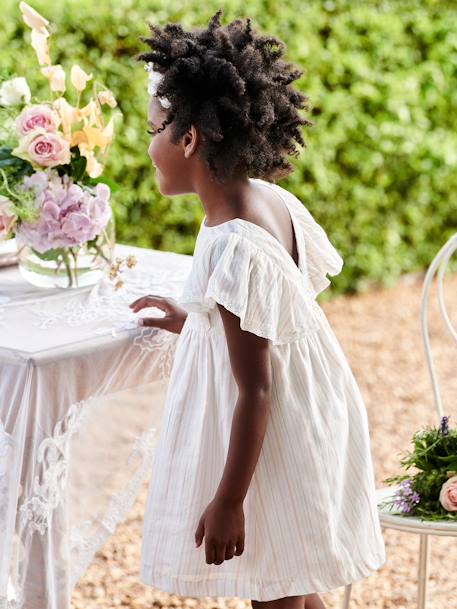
[155,169,184,195]
[155,170,169,194]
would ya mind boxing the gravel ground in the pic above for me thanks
[72,270,457,609]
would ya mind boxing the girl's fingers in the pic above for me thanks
[129,295,156,308]
[234,536,244,555]
[205,539,216,565]
[129,295,162,309]
[214,543,226,565]
[129,295,167,311]
[225,542,236,560]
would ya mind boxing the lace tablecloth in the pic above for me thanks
[0,242,193,609]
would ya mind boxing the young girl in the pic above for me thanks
[129,9,386,609]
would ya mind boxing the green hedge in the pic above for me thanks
[2,0,457,296]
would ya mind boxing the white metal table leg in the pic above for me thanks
[342,583,352,609]
[417,533,430,609]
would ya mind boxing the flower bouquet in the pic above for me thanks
[0,2,121,288]
[379,416,457,521]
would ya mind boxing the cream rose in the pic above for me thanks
[0,196,18,240]
[16,104,60,136]
[439,475,457,512]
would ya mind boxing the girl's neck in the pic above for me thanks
[194,173,252,226]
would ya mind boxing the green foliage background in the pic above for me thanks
[1,0,457,296]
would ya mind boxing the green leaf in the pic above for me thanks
[32,247,65,261]
[84,176,121,193]
[0,158,18,168]
[0,146,13,160]
[71,155,87,182]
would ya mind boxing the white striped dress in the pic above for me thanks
[139,178,386,601]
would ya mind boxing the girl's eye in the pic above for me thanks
[147,129,156,136]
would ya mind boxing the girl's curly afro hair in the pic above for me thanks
[137,9,313,183]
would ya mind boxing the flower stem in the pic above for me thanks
[92,241,111,264]
[61,249,73,287]
[69,247,80,286]
[101,226,111,244]
[0,168,23,203]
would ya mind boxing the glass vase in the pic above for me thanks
[17,215,116,289]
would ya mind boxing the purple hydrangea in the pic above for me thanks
[15,169,111,253]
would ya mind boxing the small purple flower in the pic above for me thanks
[439,416,450,436]
[411,492,420,504]
[393,478,421,514]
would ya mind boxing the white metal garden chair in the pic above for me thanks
[342,232,457,609]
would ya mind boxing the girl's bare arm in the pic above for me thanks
[194,302,272,565]
[212,302,272,506]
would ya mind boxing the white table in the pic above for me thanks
[0,243,192,609]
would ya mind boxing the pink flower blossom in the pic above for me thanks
[0,196,17,239]
[26,130,71,168]
[15,169,111,252]
[15,103,60,136]
[439,475,457,512]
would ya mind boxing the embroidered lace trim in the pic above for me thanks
[18,398,95,536]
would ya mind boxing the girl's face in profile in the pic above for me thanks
[147,96,192,196]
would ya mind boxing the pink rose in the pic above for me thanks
[0,195,17,239]
[15,104,60,136]
[439,475,457,512]
[24,130,71,168]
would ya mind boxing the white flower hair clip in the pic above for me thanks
[144,62,171,109]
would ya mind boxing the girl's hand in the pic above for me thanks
[195,497,245,565]
[129,295,188,334]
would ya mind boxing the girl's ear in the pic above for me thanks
[182,124,199,159]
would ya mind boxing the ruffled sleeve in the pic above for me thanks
[177,231,321,345]
[287,190,344,298]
